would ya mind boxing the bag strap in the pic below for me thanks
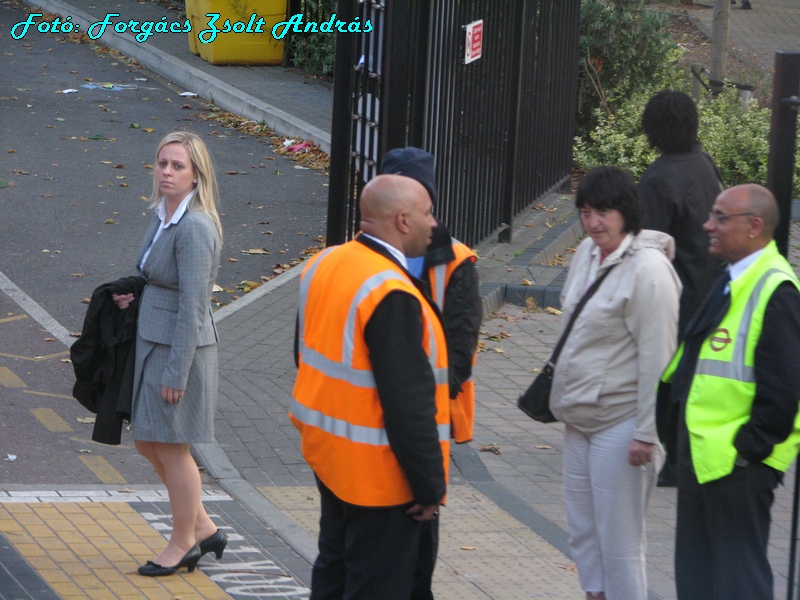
[548,263,617,367]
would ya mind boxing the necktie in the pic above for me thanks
[689,269,731,337]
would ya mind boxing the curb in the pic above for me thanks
[22,0,332,153]
[480,215,582,315]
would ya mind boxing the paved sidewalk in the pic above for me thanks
[6,0,800,597]
[685,0,800,75]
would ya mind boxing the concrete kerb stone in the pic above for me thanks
[192,442,319,565]
[23,0,332,153]
[479,212,581,316]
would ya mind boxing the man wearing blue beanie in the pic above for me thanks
[380,147,483,598]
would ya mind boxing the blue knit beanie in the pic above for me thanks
[380,147,438,205]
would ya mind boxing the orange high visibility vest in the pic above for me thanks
[291,239,450,507]
[428,240,477,444]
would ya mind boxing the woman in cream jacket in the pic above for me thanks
[550,167,681,600]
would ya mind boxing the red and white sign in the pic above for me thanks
[464,20,483,64]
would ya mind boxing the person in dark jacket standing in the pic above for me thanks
[660,184,800,600]
[380,147,482,445]
[380,148,482,599]
[638,90,724,487]
[639,90,723,339]
[291,173,449,599]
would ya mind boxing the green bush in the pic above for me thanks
[576,0,681,135]
[573,83,800,198]
[289,0,337,76]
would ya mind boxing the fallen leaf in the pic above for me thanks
[545,307,562,316]
[480,443,502,455]
[521,278,532,286]
[492,348,504,354]
[43,337,55,342]
[212,284,223,292]
[242,248,270,255]
[237,280,261,292]
[142,128,154,133]
[7,149,16,153]
[104,219,115,224]
[227,170,239,175]
[227,257,239,263]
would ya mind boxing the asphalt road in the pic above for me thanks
[0,0,329,334]
[0,0,328,485]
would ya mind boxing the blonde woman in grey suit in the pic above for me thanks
[113,132,227,576]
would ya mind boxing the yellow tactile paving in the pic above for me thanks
[31,407,74,433]
[0,502,233,599]
[78,456,127,485]
[0,313,28,324]
[0,365,27,388]
[258,484,583,599]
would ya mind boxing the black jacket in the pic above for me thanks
[70,275,146,445]
[423,225,482,399]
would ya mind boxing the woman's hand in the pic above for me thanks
[628,439,655,467]
[111,292,135,310]
[161,386,185,404]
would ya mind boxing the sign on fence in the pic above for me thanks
[464,20,483,64]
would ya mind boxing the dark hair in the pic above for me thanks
[641,89,699,154]
[576,166,642,234]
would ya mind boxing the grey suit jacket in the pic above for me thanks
[136,209,220,390]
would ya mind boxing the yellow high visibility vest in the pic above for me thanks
[662,241,800,483]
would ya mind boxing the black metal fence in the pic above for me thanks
[327,0,581,247]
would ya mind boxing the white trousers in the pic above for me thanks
[563,417,663,600]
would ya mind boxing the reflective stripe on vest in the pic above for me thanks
[693,268,782,384]
[291,397,451,445]
[432,264,447,311]
[298,253,448,388]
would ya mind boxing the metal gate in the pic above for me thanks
[326,0,581,247]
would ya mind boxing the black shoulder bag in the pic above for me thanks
[517,265,617,423]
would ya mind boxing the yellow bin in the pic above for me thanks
[186,0,287,65]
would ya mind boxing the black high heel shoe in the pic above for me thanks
[199,529,228,560]
[138,543,201,577]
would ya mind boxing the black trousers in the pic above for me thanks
[311,476,439,600]
[675,460,780,600]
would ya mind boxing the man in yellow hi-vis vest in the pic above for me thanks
[658,184,800,600]
[291,173,449,599]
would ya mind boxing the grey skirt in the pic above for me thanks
[131,337,218,443]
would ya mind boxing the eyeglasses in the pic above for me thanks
[708,211,757,224]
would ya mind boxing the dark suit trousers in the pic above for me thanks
[675,460,780,600]
[311,476,439,600]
